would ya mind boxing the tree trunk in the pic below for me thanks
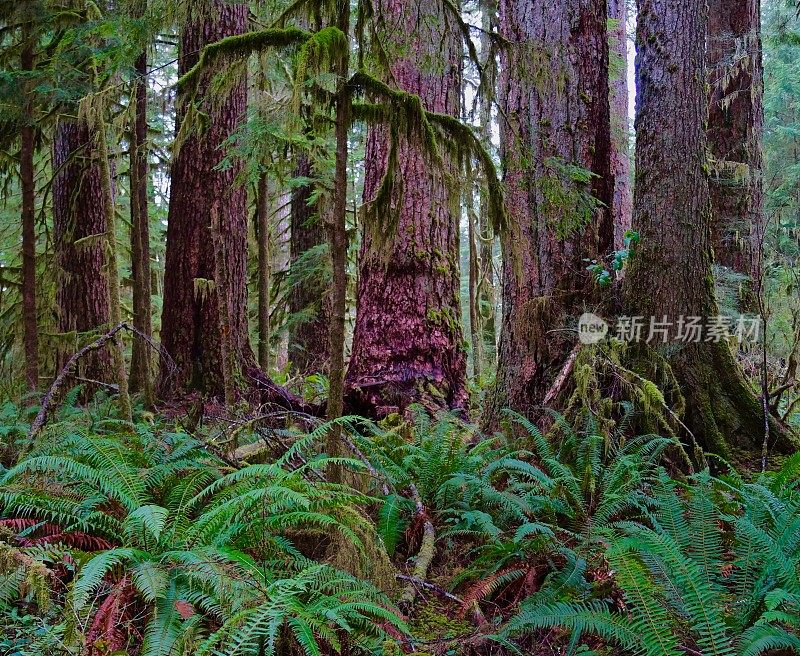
[257,171,271,370]
[346,0,467,417]
[53,118,113,386]
[707,0,764,309]
[489,0,613,423]
[467,184,482,381]
[158,0,253,400]
[289,155,331,375]
[609,0,633,248]
[20,36,38,391]
[478,0,498,372]
[93,112,133,423]
[326,0,351,428]
[273,192,291,371]
[624,0,792,455]
[129,49,154,405]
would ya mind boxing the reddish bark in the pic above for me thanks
[707,0,764,306]
[158,0,252,400]
[53,117,112,384]
[489,0,613,422]
[624,0,791,454]
[609,0,633,248]
[289,156,330,375]
[346,0,467,417]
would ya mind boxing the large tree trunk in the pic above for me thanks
[624,0,792,455]
[707,0,764,308]
[289,155,330,375]
[345,0,467,417]
[129,49,153,405]
[609,0,633,248]
[53,118,113,385]
[489,0,613,422]
[20,36,38,390]
[158,0,253,400]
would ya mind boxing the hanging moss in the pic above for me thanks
[350,71,507,243]
[177,27,312,91]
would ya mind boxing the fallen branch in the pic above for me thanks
[543,345,579,407]
[395,575,462,604]
[29,323,128,439]
[400,483,436,610]
[28,323,171,441]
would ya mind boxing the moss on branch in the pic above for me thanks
[177,27,312,91]
[350,70,507,234]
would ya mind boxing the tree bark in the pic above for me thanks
[624,0,792,455]
[346,0,468,417]
[289,155,331,375]
[707,0,764,308]
[20,35,38,390]
[129,49,154,406]
[158,0,253,400]
[489,0,613,423]
[609,0,633,248]
[53,117,113,387]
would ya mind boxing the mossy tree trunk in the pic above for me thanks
[20,32,38,391]
[609,0,633,249]
[53,117,113,387]
[346,0,468,418]
[478,0,498,372]
[488,0,613,424]
[158,0,255,401]
[624,0,793,455]
[129,47,154,406]
[707,0,765,309]
[289,155,331,375]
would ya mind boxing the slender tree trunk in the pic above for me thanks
[609,0,633,248]
[93,114,133,423]
[346,0,467,417]
[129,49,154,406]
[273,191,291,371]
[467,184,482,381]
[624,0,792,455]
[489,0,613,423]
[158,0,253,401]
[20,36,38,390]
[289,155,331,374]
[478,0,498,368]
[53,118,113,387]
[257,171,271,370]
[326,0,351,425]
[707,0,764,309]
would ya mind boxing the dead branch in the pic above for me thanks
[400,483,436,610]
[28,322,171,440]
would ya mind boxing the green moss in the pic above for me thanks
[178,27,312,91]
[408,604,473,644]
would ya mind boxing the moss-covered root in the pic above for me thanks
[672,341,798,459]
